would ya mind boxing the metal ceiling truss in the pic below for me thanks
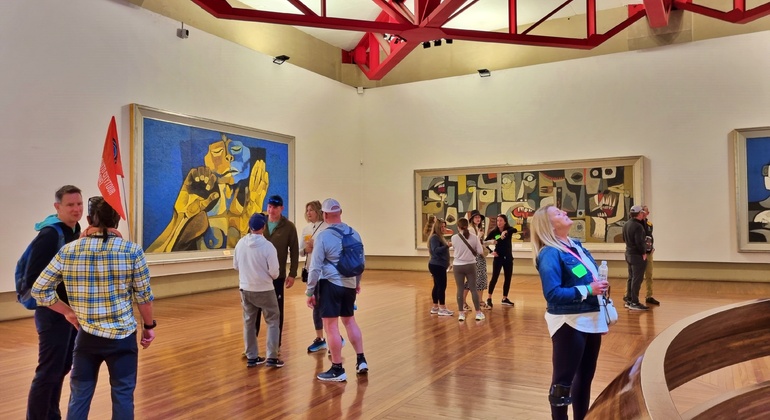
[192,0,770,80]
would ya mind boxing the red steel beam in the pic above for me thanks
[509,0,518,34]
[286,0,317,17]
[371,0,414,25]
[522,0,573,36]
[643,0,673,28]
[673,0,770,24]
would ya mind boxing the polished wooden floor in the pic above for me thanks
[2,270,770,419]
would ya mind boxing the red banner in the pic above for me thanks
[97,116,126,220]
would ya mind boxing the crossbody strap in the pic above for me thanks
[457,233,478,257]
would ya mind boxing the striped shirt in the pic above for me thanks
[32,233,154,340]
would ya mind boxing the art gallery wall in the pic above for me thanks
[0,0,363,293]
[361,30,770,264]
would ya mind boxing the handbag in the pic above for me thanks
[301,267,309,283]
[600,294,619,326]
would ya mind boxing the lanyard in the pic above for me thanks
[561,242,598,281]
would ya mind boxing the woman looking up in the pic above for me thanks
[530,205,609,420]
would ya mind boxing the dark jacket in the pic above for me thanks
[25,218,81,305]
[263,215,299,279]
[536,241,600,315]
[622,217,647,257]
[644,218,654,254]
[485,226,517,259]
[428,234,450,268]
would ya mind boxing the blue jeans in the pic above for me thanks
[67,331,138,420]
[28,307,77,420]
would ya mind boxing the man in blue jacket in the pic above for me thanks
[622,205,649,311]
[24,185,83,419]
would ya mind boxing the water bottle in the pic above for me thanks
[598,261,609,283]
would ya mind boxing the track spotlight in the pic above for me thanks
[422,41,431,49]
[177,22,189,39]
[445,39,453,44]
[273,55,290,65]
[478,69,491,78]
[434,39,442,47]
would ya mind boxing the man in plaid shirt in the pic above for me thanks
[32,196,155,419]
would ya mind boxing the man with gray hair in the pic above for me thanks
[622,205,649,311]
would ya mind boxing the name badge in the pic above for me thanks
[571,264,588,278]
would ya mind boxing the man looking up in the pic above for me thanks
[24,185,83,420]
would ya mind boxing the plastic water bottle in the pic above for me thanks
[598,261,609,282]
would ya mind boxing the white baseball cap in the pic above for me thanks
[321,198,342,213]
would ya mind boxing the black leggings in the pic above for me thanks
[550,324,602,420]
[428,263,448,305]
[488,256,513,297]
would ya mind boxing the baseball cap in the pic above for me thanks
[249,213,267,231]
[629,205,644,214]
[267,195,283,207]
[321,198,342,213]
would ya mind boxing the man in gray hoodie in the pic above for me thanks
[233,213,284,368]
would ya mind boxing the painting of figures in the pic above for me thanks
[131,105,293,256]
[415,157,643,250]
[734,127,770,251]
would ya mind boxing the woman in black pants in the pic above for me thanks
[485,214,517,307]
[428,218,453,316]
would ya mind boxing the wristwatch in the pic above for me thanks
[143,320,157,330]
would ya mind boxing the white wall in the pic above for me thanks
[361,31,770,264]
[2,0,769,295]
[0,0,363,293]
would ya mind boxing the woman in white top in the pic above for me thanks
[530,205,609,420]
[300,200,328,352]
[451,218,485,322]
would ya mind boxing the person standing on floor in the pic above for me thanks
[641,205,659,306]
[428,217,453,316]
[259,195,299,348]
[451,218,485,322]
[622,205,649,311]
[24,185,83,420]
[31,196,155,420]
[300,200,331,352]
[234,213,284,368]
[305,198,368,382]
[485,214,517,308]
[466,210,491,310]
[530,204,608,420]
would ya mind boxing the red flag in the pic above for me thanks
[97,116,126,219]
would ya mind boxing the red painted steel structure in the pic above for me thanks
[191,0,770,80]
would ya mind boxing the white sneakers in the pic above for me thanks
[438,308,454,316]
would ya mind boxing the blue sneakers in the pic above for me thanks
[317,366,347,382]
[247,357,266,368]
[308,338,327,352]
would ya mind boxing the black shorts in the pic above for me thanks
[318,280,357,318]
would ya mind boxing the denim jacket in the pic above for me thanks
[536,242,600,315]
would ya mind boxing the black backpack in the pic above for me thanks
[15,225,65,310]
[325,226,365,277]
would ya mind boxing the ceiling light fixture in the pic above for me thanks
[273,55,290,65]
[422,41,431,49]
[445,39,453,44]
[434,39,442,47]
[478,69,491,78]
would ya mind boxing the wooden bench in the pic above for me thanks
[587,299,770,419]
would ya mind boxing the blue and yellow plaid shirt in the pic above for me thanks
[32,233,154,340]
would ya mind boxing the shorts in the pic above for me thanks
[318,279,357,318]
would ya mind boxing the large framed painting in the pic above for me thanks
[733,127,770,252]
[130,104,294,263]
[414,156,644,252]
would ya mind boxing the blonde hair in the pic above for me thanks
[431,218,448,246]
[304,200,322,222]
[457,217,470,239]
[530,205,571,265]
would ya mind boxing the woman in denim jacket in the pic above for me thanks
[531,205,609,420]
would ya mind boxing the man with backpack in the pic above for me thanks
[20,185,83,419]
[305,198,368,382]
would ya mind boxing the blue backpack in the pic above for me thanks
[326,226,365,277]
[15,225,65,310]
